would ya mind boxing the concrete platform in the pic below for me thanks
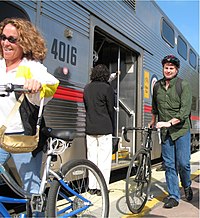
[108,150,200,218]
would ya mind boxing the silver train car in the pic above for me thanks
[0,0,199,170]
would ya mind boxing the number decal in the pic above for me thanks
[71,47,77,66]
[51,38,77,66]
[51,39,58,59]
[59,41,66,62]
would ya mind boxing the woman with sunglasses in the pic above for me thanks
[0,17,59,198]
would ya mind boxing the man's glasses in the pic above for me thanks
[0,34,18,43]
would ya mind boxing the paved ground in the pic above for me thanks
[108,151,200,218]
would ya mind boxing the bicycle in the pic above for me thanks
[122,126,158,214]
[0,83,109,217]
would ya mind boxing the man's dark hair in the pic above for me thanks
[90,64,110,82]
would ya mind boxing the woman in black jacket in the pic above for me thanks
[83,64,115,196]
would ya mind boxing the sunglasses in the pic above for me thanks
[0,34,18,43]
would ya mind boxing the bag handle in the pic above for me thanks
[36,97,44,130]
[3,94,44,129]
[3,94,24,127]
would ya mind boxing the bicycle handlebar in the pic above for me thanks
[122,126,157,142]
[0,83,30,96]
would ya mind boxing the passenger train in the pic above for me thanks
[0,0,199,170]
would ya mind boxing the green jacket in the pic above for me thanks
[152,76,192,142]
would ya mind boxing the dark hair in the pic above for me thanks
[161,54,180,68]
[90,64,110,82]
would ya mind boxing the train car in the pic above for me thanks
[0,0,199,170]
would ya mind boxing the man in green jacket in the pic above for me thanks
[149,55,193,208]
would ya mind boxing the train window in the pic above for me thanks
[189,49,197,69]
[161,18,175,47]
[0,1,29,21]
[177,36,187,60]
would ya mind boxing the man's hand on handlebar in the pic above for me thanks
[156,121,171,128]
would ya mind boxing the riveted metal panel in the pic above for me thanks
[41,0,90,37]
[74,0,155,53]
[18,0,37,9]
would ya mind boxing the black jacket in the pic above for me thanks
[15,93,47,156]
[83,81,115,135]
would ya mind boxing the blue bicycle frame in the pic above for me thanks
[0,163,93,217]
[0,197,27,217]
[0,163,32,218]
[49,171,92,217]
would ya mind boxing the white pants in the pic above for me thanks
[86,134,112,189]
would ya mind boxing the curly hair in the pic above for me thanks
[0,18,47,61]
[90,64,110,82]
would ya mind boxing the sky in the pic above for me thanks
[155,0,199,54]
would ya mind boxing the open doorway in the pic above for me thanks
[93,28,138,163]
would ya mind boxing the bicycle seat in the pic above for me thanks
[41,127,75,141]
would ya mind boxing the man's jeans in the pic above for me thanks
[162,130,191,201]
[0,148,42,194]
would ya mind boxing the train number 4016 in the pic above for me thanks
[51,38,77,66]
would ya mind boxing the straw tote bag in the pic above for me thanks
[0,94,44,153]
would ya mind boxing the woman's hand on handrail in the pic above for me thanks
[122,127,131,142]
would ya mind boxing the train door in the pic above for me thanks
[93,28,137,165]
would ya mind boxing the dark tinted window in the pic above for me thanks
[0,2,29,22]
[161,18,175,47]
[177,36,187,60]
[189,49,197,69]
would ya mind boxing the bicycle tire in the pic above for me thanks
[46,159,109,217]
[126,148,151,214]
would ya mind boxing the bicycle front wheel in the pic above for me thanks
[47,159,109,217]
[126,149,151,214]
